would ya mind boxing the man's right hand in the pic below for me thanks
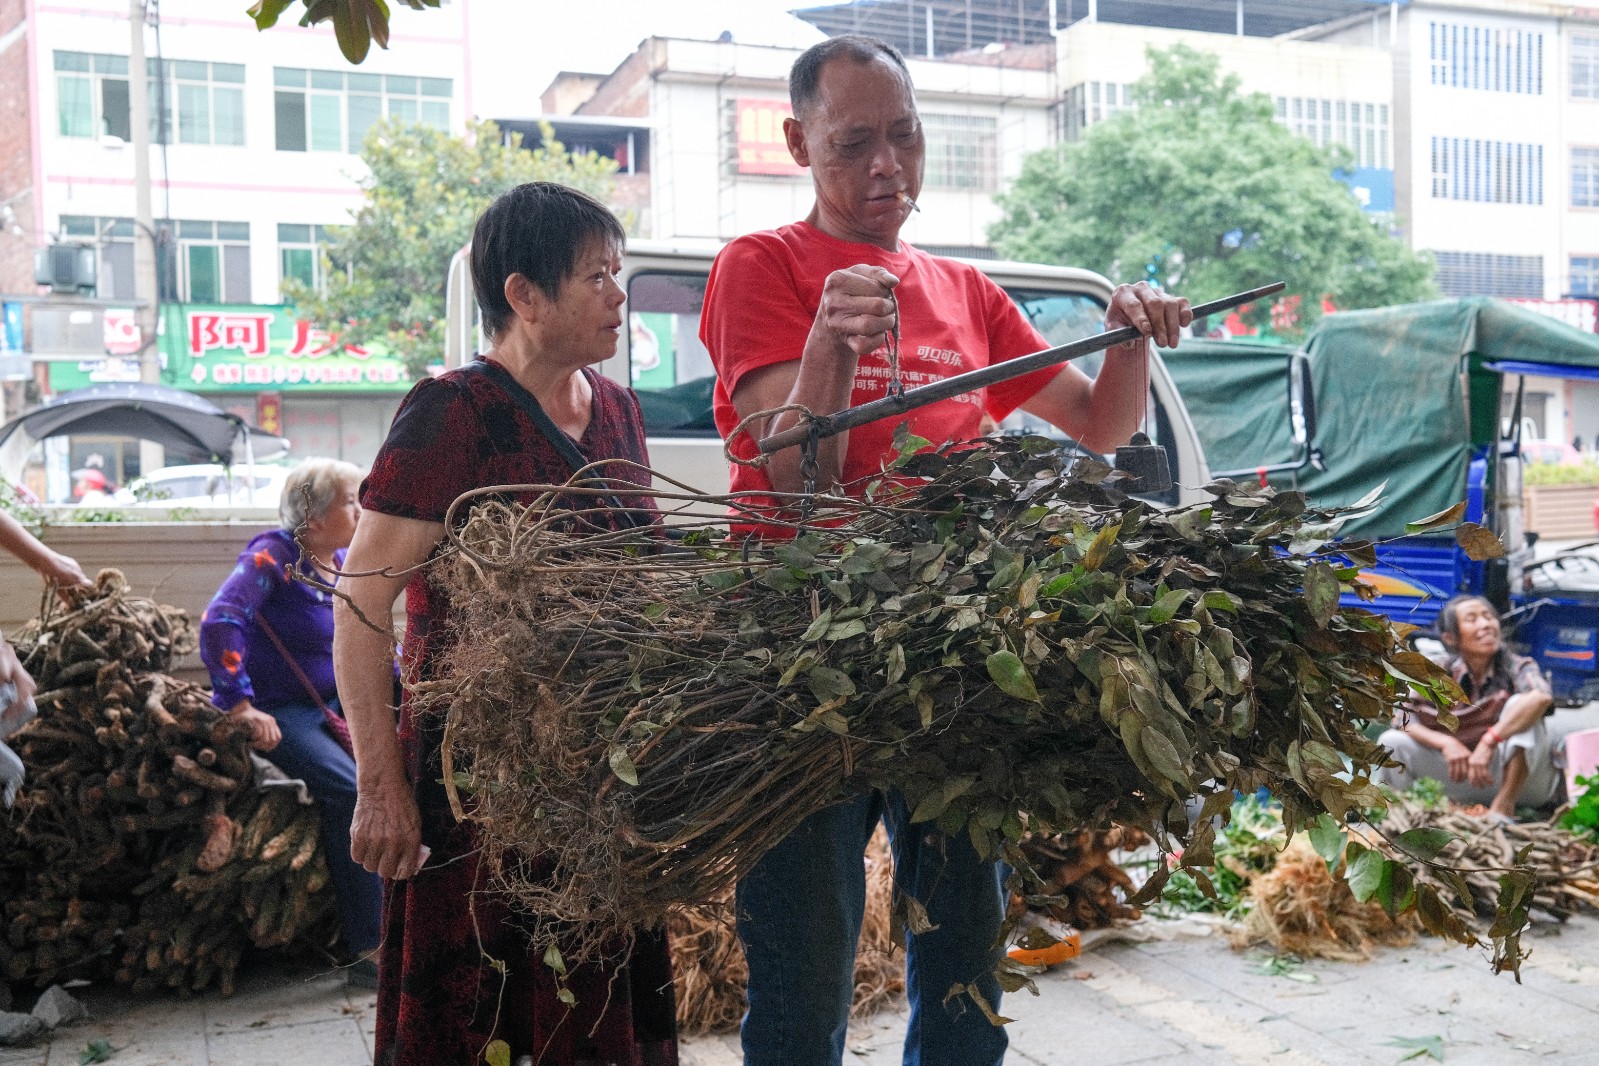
[814,265,901,357]
[352,780,424,880]
[1441,738,1472,782]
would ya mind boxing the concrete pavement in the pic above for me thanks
[5,911,1594,1066]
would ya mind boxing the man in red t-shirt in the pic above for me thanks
[700,34,1192,1066]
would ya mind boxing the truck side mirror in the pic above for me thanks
[1289,352,1317,449]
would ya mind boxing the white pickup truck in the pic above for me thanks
[444,238,1217,509]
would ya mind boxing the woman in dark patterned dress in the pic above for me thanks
[334,183,677,1066]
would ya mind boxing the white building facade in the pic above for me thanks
[7,0,469,477]
[553,36,1058,256]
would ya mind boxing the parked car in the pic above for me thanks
[1522,440,1584,465]
[112,464,291,510]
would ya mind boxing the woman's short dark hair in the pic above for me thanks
[470,182,626,338]
[789,35,911,117]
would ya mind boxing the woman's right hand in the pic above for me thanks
[229,701,282,752]
[1441,738,1472,782]
[351,781,424,880]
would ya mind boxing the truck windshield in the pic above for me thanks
[625,273,1178,505]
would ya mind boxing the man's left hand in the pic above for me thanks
[1106,281,1192,350]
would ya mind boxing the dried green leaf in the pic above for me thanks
[1456,522,1506,560]
[986,650,1040,702]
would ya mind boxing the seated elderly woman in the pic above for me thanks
[1376,595,1561,819]
[199,458,382,985]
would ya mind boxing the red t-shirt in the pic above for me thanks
[700,222,1060,501]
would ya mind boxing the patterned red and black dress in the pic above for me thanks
[360,360,677,1066]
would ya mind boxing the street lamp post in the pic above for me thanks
[127,0,163,473]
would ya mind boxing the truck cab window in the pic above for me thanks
[626,272,717,436]
[1003,289,1179,506]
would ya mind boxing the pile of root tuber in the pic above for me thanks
[669,826,902,1035]
[1,571,338,996]
[424,434,1540,978]
[1017,827,1149,929]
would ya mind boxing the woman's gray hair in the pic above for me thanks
[279,458,363,531]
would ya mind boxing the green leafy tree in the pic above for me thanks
[284,119,621,379]
[991,45,1435,336]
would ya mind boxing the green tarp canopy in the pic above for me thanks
[1161,298,1599,539]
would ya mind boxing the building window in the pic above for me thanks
[163,221,251,304]
[54,51,243,145]
[54,52,130,139]
[1575,35,1599,99]
[1429,137,1543,204]
[1060,82,1134,142]
[153,59,246,145]
[1276,97,1389,168]
[1429,22,1543,94]
[922,113,997,191]
[273,68,451,154]
[278,224,330,297]
[1433,251,1543,298]
[1570,256,1598,296]
[1575,147,1599,208]
[59,215,136,300]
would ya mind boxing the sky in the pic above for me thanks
[464,0,833,118]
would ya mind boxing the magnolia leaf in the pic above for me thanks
[807,665,857,700]
[1456,522,1506,560]
[246,0,298,29]
[1081,521,1121,571]
[483,1039,512,1066]
[1302,560,1340,628]
[902,891,938,934]
[1393,827,1457,863]
[1346,847,1386,903]
[986,650,1040,702]
[1147,588,1190,624]
[607,746,639,787]
[1199,590,1240,614]
[1307,814,1347,868]
[885,643,907,685]
[1351,480,1389,511]
[1404,501,1467,533]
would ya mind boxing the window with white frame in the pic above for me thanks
[1429,137,1544,204]
[922,113,997,192]
[1571,256,1598,296]
[278,224,331,296]
[54,52,130,139]
[1575,148,1599,208]
[1429,22,1543,93]
[162,221,251,304]
[1275,97,1390,169]
[1060,82,1134,142]
[273,67,451,153]
[153,59,246,145]
[59,215,136,300]
[1575,35,1599,99]
[54,51,243,145]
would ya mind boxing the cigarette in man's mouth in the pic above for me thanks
[896,191,921,213]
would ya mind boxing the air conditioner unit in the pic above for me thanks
[33,244,98,295]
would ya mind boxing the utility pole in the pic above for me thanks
[128,0,163,473]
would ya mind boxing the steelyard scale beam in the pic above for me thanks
[756,281,1287,456]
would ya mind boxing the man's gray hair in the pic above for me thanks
[789,34,911,117]
[279,458,363,531]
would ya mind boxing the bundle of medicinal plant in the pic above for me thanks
[424,433,1537,976]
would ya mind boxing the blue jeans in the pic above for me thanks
[736,790,1008,1066]
[262,699,382,955]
